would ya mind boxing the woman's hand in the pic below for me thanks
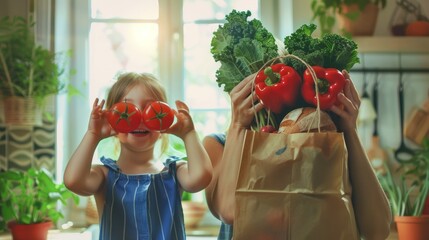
[330,70,361,133]
[230,74,264,129]
[88,98,116,140]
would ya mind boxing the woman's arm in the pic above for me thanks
[331,71,392,240]
[202,135,224,220]
[204,75,264,224]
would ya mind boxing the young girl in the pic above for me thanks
[64,72,212,240]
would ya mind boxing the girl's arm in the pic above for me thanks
[331,71,392,240]
[63,99,113,196]
[166,100,212,193]
[204,75,264,224]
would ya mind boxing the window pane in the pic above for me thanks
[183,0,260,137]
[183,0,258,22]
[91,0,159,19]
[183,23,229,109]
[192,110,231,137]
[89,22,159,100]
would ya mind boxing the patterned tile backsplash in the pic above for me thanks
[0,122,56,174]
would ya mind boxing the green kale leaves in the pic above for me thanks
[211,10,278,93]
[211,12,360,93]
[283,23,360,75]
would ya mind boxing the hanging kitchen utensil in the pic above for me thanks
[394,72,415,163]
[366,74,388,174]
[404,90,429,146]
[358,71,377,124]
[396,0,428,20]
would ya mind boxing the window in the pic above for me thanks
[89,0,160,102]
[181,0,259,137]
[68,0,261,160]
[88,0,258,135]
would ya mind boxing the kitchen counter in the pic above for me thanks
[387,231,398,240]
[0,225,398,239]
[187,225,220,237]
[0,228,92,240]
[188,225,400,239]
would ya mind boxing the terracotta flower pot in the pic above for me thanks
[423,196,429,215]
[337,3,379,36]
[182,201,206,229]
[8,221,53,240]
[395,215,429,240]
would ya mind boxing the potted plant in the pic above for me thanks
[0,167,79,240]
[181,191,207,229]
[311,0,387,36]
[0,16,67,125]
[397,137,429,215]
[378,148,429,240]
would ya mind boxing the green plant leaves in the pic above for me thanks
[0,16,66,102]
[0,167,79,227]
[378,162,429,216]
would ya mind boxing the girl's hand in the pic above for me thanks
[88,98,116,139]
[330,70,361,133]
[164,100,195,139]
[230,74,264,129]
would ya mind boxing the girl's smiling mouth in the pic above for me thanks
[130,129,150,136]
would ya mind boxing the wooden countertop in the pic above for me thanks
[0,225,398,239]
[0,228,92,240]
[387,231,398,240]
[188,225,399,239]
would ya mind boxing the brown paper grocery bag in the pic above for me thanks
[233,131,359,240]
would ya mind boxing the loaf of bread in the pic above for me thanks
[278,107,337,134]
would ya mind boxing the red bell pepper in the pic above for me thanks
[255,63,302,113]
[301,66,346,110]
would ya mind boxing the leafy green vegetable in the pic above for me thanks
[378,162,429,216]
[211,10,278,93]
[283,23,360,75]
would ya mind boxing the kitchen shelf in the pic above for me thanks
[354,36,429,53]
[350,68,429,74]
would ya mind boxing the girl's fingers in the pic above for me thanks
[93,98,98,107]
[93,98,105,110]
[175,100,189,112]
[99,99,105,109]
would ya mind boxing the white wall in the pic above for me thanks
[288,0,429,165]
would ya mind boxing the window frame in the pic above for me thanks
[57,0,292,171]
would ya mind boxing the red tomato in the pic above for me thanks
[142,101,174,131]
[260,125,276,133]
[106,101,142,133]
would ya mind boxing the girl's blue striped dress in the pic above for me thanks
[99,156,186,240]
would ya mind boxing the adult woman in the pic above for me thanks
[203,71,392,240]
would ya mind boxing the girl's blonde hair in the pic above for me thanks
[106,72,170,154]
